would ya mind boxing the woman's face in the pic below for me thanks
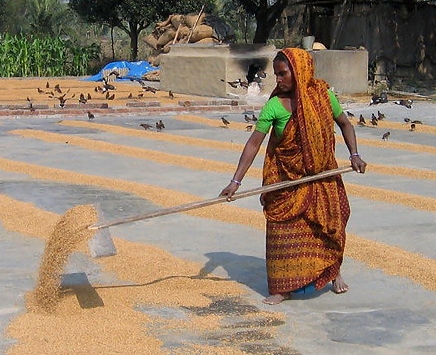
[273,59,295,93]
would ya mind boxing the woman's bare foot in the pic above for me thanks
[262,293,291,305]
[332,274,349,294]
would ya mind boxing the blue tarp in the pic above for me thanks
[84,61,159,82]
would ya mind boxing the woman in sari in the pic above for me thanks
[220,48,367,305]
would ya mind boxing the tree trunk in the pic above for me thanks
[129,23,139,61]
[110,26,115,59]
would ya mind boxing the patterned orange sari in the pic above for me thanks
[261,48,350,294]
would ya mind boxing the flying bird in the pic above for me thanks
[382,131,390,140]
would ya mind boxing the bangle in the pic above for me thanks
[231,179,242,186]
[349,153,360,160]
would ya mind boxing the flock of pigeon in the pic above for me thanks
[346,93,423,140]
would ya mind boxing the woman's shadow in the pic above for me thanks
[196,251,331,299]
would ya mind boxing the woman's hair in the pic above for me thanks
[273,51,289,64]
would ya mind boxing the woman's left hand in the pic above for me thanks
[350,155,367,173]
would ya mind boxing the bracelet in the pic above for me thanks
[231,179,242,186]
[349,153,360,160]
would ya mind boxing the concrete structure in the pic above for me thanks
[311,49,369,95]
[160,44,368,98]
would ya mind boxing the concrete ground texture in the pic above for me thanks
[0,77,435,354]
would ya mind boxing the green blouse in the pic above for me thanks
[255,90,343,137]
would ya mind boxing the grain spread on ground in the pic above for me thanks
[0,79,435,353]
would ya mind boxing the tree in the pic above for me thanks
[69,0,216,61]
[236,0,289,43]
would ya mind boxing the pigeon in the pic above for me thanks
[221,117,230,127]
[393,99,413,109]
[251,114,258,122]
[143,86,157,94]
[411,120,422,124]
[168,90,174,99]
[382,132,390,140]
[140,123,153,130]
[79,93,87,104]
[410,123,416,131]
[246,125,253,132]
[87,93,92,100]
[156,120,165,131]
[244,114,251,123]
[377,110,385,120]
[128,93,133,99]
[346,111,355,118]
[358,114,366,126]
[54,84,62,94]
[370,117,378,126]
[369,92,388,105]
[87,111,95,120]
[403,117,411,123]
[107,93,115,100]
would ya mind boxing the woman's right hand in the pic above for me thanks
[219,182,240,201]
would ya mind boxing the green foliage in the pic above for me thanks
[0,34,101,77]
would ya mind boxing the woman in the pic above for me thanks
[220,48,367,305]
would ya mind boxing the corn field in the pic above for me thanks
[0,34,101,77]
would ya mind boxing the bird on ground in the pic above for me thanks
[102,78,116,93]
[394,99,413,108]
[346,110,355,118]
[87,111,95,120]
[87,93,92,100]
[137,93,144,98]
[37,87,45,94]
[370,117,378,126]
[221,79,239,88]
[403,117,411,123]
[244,114,251,123]
[156,120,165,131]
[377,110,385,120]
[143,86,157,93]
[79,93,87,104]
[246,125,253,132]
[46,81,50,88]
[358,114,366,126]
[371,113,377,121]
[382,131,390,140]
[54,84,62,94]
[140,123,153,130]
[168,90,174,99]
[182,101,191,107]
[107,93,115,100]
[410,123,416,131]
[128,93,133,99]
[369,92,388,105]
[221,117,230,127]
[251,114,258,122]
[411,120,422,124]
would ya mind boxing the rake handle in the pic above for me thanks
[88,166,353,230]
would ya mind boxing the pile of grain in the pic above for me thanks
[30,204,97,312]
